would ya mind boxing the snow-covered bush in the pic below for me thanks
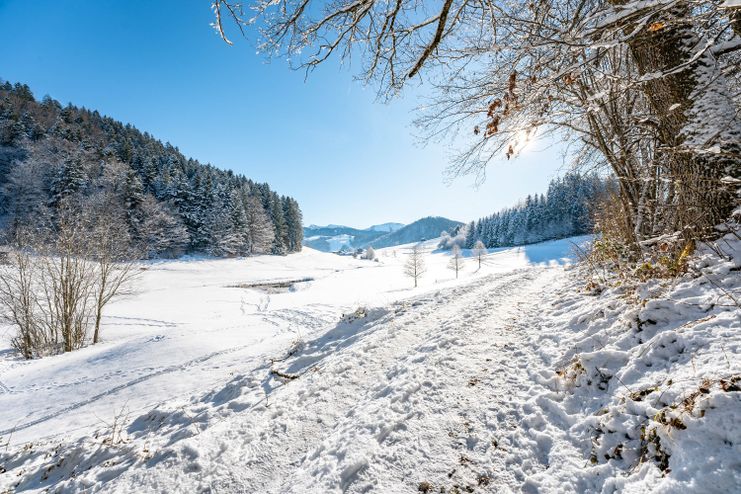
[437,227,467,250]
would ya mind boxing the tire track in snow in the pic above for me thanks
[289,267,561,492]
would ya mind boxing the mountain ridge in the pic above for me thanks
[303,216,461,252]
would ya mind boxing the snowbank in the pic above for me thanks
[521,230,741,492]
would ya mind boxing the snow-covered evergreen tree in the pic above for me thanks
[458,173,612,250]
[0,82,304,259]
[244,196,274,255]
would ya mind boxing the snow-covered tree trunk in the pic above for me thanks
[611,1,741,236]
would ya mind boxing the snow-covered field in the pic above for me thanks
[0,238,582,446]
[1,234,739,493]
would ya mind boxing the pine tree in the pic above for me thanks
[122,168,145,239]
[269,193,287,255]
[464,221,476,249]
[49,157,87,207]
[283,196,303,252]
[244,195,275,255]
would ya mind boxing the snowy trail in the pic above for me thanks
[1,240,582,448]
[3,233,738,493]
[101,266,565,493]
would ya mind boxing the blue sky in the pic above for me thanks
[0,0,566,227]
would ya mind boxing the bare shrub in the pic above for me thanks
[89,197,139,344]
[585,193,696,283]
[0,229,47,358]
[0,200,137,357]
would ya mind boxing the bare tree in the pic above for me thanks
[472,240,486,270]
[138,195,189,259]
[0,229,46,358]
[36,203,97,353]
[448,244,463,278]
[0,199,136,357]
[214,0,741,251]
[404,244,426,288]
[89,196,139,344]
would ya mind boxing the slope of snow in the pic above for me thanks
[323,233,355,252]
[1,233,738,493]
[366,222,405,233]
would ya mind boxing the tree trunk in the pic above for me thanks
[614,2,741,237]
[93,305,102,344]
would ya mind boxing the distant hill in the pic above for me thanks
[368,217,463,249]
[304,217,461,252]
[303,224,390,252]
[367,222,404,233]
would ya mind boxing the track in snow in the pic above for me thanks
[98,265,565,493]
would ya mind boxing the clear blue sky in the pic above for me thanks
[0,0,566,227]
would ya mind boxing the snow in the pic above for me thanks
[1,233,739,493]
[321,233,355,252]
[366,222,405,233]
[0,237,587,447]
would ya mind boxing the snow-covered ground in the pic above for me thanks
[0,237,584,447]
[1,233,739,493]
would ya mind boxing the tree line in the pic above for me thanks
[440,173,612,250]
[0,80,303,258]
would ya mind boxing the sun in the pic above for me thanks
[509,127,537,156]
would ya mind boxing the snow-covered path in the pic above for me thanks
[3,234,738,493]
[1,239,582,448]
[98,266,564,493]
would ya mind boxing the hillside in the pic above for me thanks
[368,216,463,249]
[304,218,461,252]
[0,81,302,257]
[457,172,612,250]
[303,225,390,252]
[368,222,404,233]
